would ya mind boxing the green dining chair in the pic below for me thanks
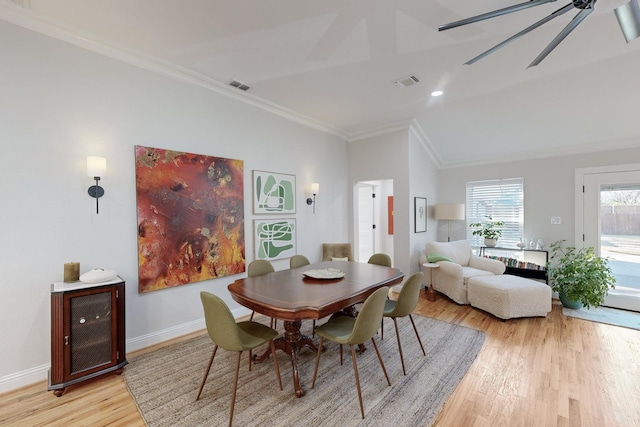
[311,287,391,419]
[381,272,426,375]
[289,254,311,268]
[247,260,277,328]
[367,253,392,267]
[196,292,282,427]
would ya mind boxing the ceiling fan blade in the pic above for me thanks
[615,0,640,43]
[439,0,558,32]
[528,6,594,67]
[465,3,574,65]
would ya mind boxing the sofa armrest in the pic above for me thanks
[434,261,464,280]
[469,256,506,275]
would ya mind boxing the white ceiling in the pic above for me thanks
[4,0,640,166]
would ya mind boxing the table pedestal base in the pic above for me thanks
[254,320,318,397]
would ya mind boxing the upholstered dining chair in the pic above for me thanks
[381,272,426,375]
[322,243,354,261]
[289,254,310,268]
[197,292,282,427]
[367,253,392,267]
[311,287,391,419]
[247,260,277,328]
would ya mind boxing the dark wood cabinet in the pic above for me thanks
[48,278,127,396]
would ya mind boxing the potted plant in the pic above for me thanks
[546,240,616,309]
[469,216,504,247]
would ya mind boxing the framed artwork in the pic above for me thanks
[135,145,245,293]
[254,218,296,261]
[253,170,296,214]
[414,197,427,233]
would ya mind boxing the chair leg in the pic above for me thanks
[371,337,391,386]
[349,345,365,419]
[196,345,218,401]
[250,310,255,321]
[409,314,426,356]
[228,352,242,427]
[339,344,343,365]
[312,336,325,388]
[392,317,406,375]
[248,349,252,371]
[381,318,384,340]
[312,320,316,337]
[270,339,283,390]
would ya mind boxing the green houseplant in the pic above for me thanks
[546,240,616,309]
[469,216,504,247]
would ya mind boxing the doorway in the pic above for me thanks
[581,168,640,312]
[355,180,394,263]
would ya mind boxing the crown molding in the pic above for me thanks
[0,3,349,140]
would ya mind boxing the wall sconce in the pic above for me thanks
[435,203,465,242]
[87,156,106,214]
[306,182,319,213]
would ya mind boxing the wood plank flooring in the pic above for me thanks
[1,294,639,426]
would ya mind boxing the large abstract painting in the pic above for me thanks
[254,218,296,261]
[253,170,296,214]
[135,145,245,293]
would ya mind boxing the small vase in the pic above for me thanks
[516,238,525,249]
[559,292,583,309]
[484,238,498,247]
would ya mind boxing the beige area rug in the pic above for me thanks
[562,306,640,330]
[124,314,485,427]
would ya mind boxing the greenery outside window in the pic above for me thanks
[466,178,524,248]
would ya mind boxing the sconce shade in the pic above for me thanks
[310,182,320,194]
[435,203,465,221]
[87,156,107,178]
[616,0,640,43]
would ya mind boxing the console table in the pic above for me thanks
[478,246,548,283]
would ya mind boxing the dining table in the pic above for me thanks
[227,260,405,397]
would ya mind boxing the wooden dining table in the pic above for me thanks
[227,260,405,397]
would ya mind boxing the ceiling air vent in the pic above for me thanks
[393,74,420,88]
[229,80,251,91]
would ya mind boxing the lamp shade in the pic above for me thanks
[87,156,107,178]
[310,182,319,194]
[616,0,640,43]
[435,203,465,221]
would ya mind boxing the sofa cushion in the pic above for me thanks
[426,240,472,266]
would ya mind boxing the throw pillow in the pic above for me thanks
[331,257,349,261]
[427,253,453,263]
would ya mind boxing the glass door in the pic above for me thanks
[583,170,640,312]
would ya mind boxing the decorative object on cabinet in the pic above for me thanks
[253,170,296,214]
[48,277,127,396]
[135,145,245,293]
[414,197,427,233]
[434,203,465,241]
[469,216,504,247]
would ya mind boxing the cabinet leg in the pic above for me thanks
[53,388,65,397]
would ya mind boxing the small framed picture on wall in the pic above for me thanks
[414,197,427,233]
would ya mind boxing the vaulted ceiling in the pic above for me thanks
[4,0,640,166]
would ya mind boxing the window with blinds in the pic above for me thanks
[466,178,524,248]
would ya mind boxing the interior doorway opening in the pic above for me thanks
[354,180,394,263]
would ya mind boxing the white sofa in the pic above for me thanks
[420,240,506,304]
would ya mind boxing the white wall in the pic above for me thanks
[0,21,349,392]
[438,146,640,247]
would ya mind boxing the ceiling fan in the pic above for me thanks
[439,0,640,68]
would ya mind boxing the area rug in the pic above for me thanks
[124,315,485,427]
[563,306,640,331]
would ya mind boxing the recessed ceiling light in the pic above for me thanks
[431,90,444,97]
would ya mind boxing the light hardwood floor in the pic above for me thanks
[1,294,639,427]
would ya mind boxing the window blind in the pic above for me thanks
[466,178,524,248]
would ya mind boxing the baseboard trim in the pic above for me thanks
[0,307,252,394]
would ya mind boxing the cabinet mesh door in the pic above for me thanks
[69,291,112,374]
